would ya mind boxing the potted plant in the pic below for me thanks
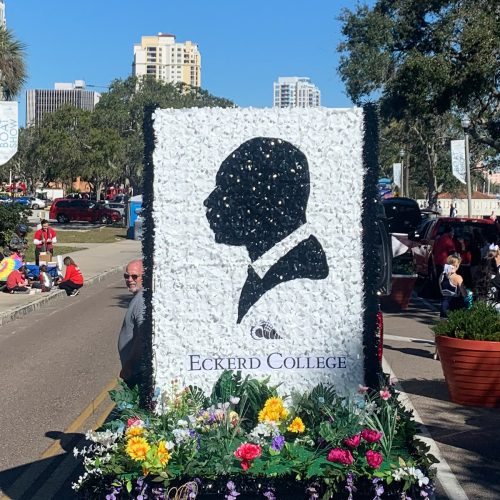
[380,251,418,311]
[432,300,500,408]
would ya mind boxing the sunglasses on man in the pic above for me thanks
[124,273,141,280]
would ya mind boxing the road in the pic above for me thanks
[0,273,129,499]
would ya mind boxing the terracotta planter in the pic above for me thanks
[436,335,500,408]
[380,274,417,311]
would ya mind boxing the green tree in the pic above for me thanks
[338,0,500,200]
[94,76,235,192]
[0,26,27,100]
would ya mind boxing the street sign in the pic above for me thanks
[0,101,18,165]
[451,139,466,184]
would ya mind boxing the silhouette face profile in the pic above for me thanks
[204,137,310,261]
[204,137,329,323]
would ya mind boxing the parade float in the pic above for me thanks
[73,105,437,498]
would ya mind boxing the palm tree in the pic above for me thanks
[0,26,27,100]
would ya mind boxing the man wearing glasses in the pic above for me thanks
[118,259,145,388]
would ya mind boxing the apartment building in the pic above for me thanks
[26,80,101,127]
[133,33,201,88]
[273,77,321,108]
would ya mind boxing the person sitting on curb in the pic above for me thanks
[58,257,84,296]
[30,264,53,292]
[5,265,30,294]
[118,259,145,389]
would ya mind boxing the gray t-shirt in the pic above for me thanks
[118,289,145,377]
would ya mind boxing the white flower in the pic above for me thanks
[172,428,191,444]
[177,419,188,428]
[166,441,175,450]
[392,468,407,481]
[73,447,79,458]
[230,396,240,405]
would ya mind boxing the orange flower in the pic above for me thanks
[157,440,171,466]
[287,417,305,433]
[125,436,150,461]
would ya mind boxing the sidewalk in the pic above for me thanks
[0,239,141,327]
[383,297,500,499]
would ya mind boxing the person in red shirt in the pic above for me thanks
[33,219,57,266]
[5,265,29,293]
[433,225,457,270]
[58,257,84,296]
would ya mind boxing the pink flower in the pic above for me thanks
[366,450,384,469]
[327,448,354,465]
[379,388,391,400]
[343,434,362,448]
[127,417,144,428]
[361,429,383,443]
[234,443,262,471]
[357,384,369,394]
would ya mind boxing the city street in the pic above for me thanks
[0,273,128,499]
[0,277,499,498]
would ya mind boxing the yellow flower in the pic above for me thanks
[125,436,150,461]
[157,440,171,466]
[126,426,145,438]
[287,417,305,433]
[258,397,288,423]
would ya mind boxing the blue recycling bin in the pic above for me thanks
[127,195,142,239]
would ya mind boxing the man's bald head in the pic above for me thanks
[125,259,144,294]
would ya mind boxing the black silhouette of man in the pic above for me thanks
[204,137,329,323]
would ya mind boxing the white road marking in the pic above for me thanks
[382,357,469,500]
[385,334,435,345]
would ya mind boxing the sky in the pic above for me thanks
[7,0,371,127]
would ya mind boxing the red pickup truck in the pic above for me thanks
[411,216,500,278]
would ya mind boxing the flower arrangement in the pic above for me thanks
[73,372,436,499]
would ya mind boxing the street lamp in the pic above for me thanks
[461,115,472,216]
[399,148,405,197]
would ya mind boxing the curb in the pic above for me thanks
[0,265,125,328]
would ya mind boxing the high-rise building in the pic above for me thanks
[273,77,321,108]
[26,80,101,127]
[0,0,6,27]
[133,33,201,88]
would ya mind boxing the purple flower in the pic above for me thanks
[263,488,276,500]
[372,477,384,499]
[225,480,240,500]
[345,472,357,499]
[271,435,285,452]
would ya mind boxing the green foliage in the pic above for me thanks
[0,26,27,100]
[433,300,500,341]
[0,204,30,247]
[76,376,435,497]
[338,0,500,201]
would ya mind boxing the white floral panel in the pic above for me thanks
[151,107,365,397]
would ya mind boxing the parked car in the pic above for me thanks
[13,196,46,209]
[102,201,125,218]
[111,194,127,204]
[49,198,122,224]
[0,193,12,205]
[381,197,422,234]
[410,216,500,277]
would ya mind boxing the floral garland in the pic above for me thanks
[73,374,437,499]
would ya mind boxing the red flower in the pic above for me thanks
[327,448,354,465]
[234,443,262,471]
[127,417,143,428]
[366,450,384,469]
[361,429,383,443]
[343,434,361,448]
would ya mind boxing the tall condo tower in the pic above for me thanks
[273,77,321,108]
[133,33,201,88]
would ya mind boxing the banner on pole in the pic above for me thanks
[393,163,402,188]
[451,139,466,185]
[0,101,18,166]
